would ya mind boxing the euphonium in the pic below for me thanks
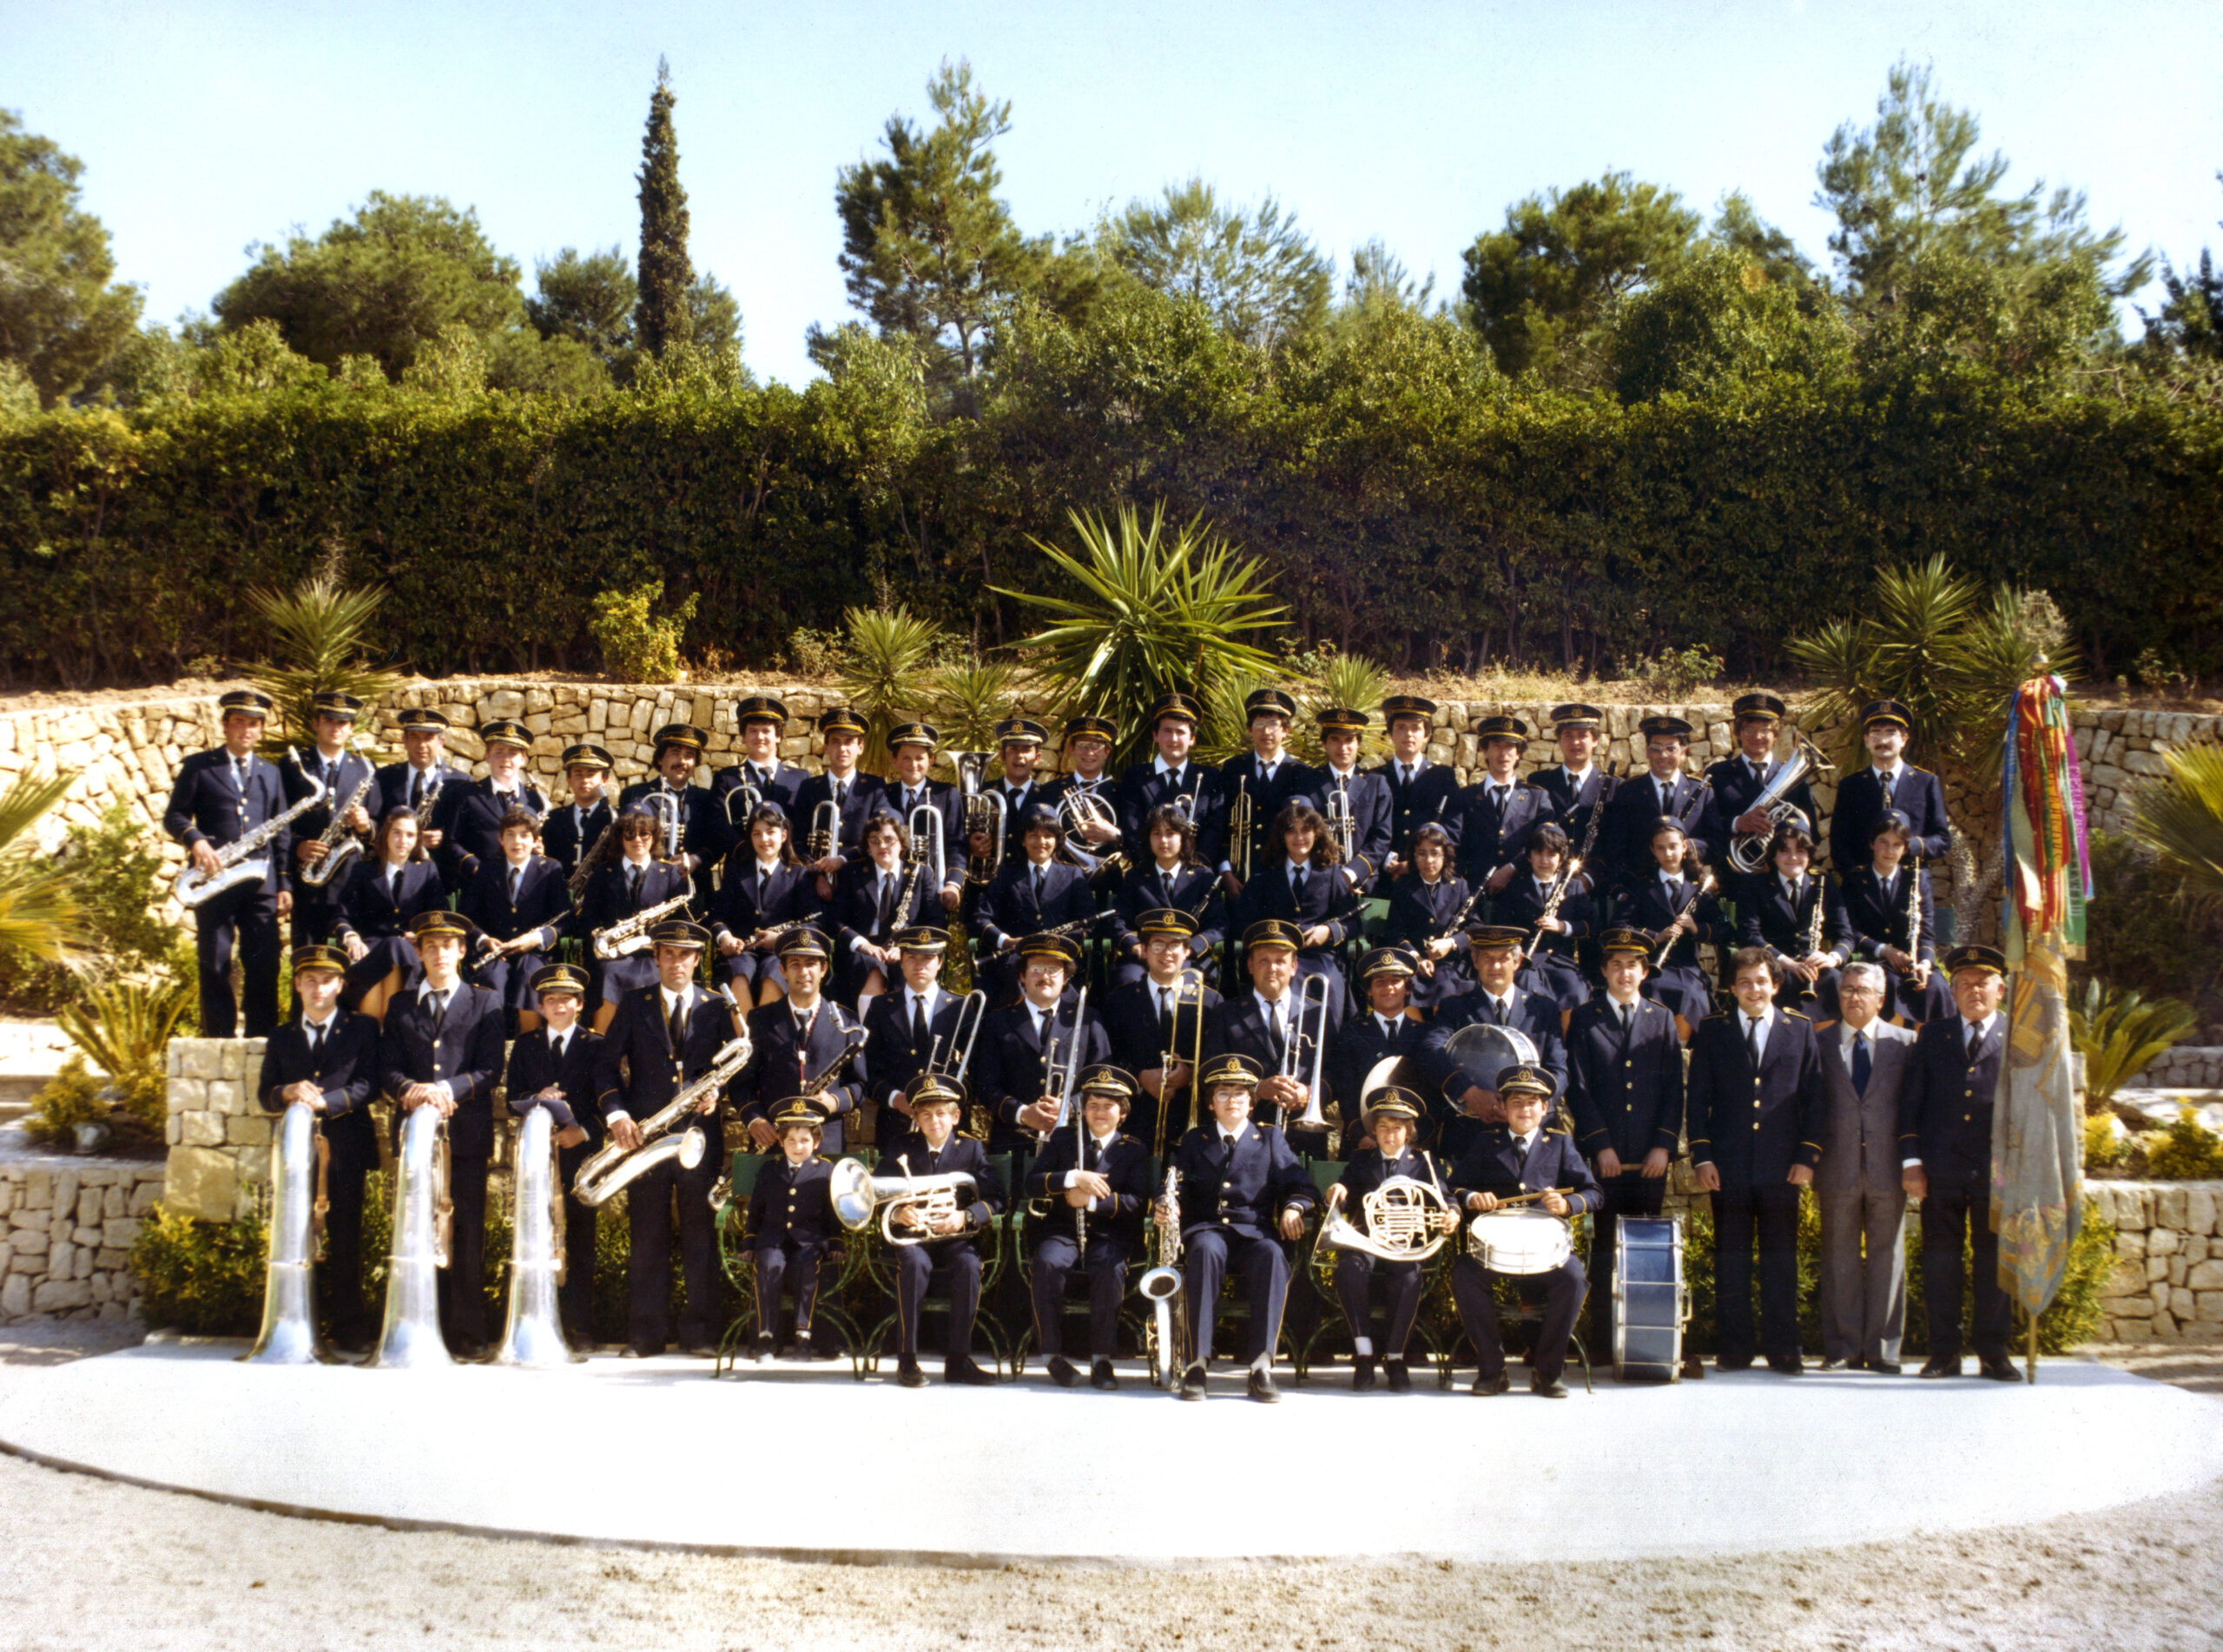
[373,1103,454,1369]
[246,1101,327,1365]
[571,1032,753,1208]
[827,1156,979,1247]
[1138,1168,1186,1388]
[1320,1175,1455,1263]
[494,1105,578,1367]
[1725,742,1820,876]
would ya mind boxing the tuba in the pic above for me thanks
[494,1104,579,1367]
[245,1100,327,1365]
[1320,1175,1455,1263]
[572,1031,753,1208]
[1725,742,1820,876]
[828,1156,979,1247]
[1138,1167,1188,1389]
[373,1103,454,1369]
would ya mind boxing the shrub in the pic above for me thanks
[129,1206,267,1336]
[590,579,697,683]
[23,1055,110,1148]
[0,800,184,1016]
[1630,642,1725,701]
[2069,976,2199,1109]
[782,627,847,678]
[2084,1111,2130,1170]
[2082,832,2223,1034]
[2146,1108,2223,1181]
[54,975,191,1145]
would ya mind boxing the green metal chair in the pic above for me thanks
[710,1151,867,1377]
[851,1151,1018,1379]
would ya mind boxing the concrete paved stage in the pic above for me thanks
[1,1344,2217,1564]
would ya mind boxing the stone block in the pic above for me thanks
[218,1041,247,1080]
[102,1218,139,1249]
[76,1188,101,1224]
[53,1170,76,1217]
[2150,1226,2179,1256]
[2116,1228,2147,1258]
[32,1279,90,1312]
[129,1181,162,1216]
[2190,1187,2218,1236]
[19,1169,48,1212]
[102,1185,126,1220]
[180,1042,219,1081]
[206,1080,241,1116]
[95,1247,125,1271]
[166,1077,201,1116]
[10,1247,44,1275]
[46,1241,72,1278]
[163,1146,238,1223]
[10,1208,44,1231]
[182,1111,225,1148]
[228,1114,272,1147]
[2170,1256,2187,1286]
[2173,1287,2197,1321]
[2158,1186,2191,1230]
[0,1274,25,1317]
[72,1225,102,1247]
[2103,1258,2147,1298]
[2189,1235,2210,1265]
[2187,1259,2223,1290]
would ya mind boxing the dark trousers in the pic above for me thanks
[1182,1227,1290,1364]
[194,885,282,1037]
[894,1235,982,1361]
[625,1154,719,1351]
[1712,1181,1802,1363]
[433,1150,490,1352]
[1921,1182,2011,1361]
[289,886,341,951]
[1029,1233,1130,1359]
[555,1136,598,1345]
[1451,1253,1587,1384]
[1331,1253,1423,1359]
[320,1135,373,1347]
[755,1238,834,1341]
[1587,1169,1667,1348]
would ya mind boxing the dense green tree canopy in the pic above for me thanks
[0,110,142,406]
[635,58,694,357]
[1098,177,1331,351]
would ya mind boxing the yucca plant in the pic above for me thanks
[246,574,410,758]
[0,768,86,977]
[928,656,1027,765]
[1296,650,1393,767]
[2068,977,2199,1115]
[56,974,195,1138]
[1787,556,2073,780]
[996,504,1287,769]
[833,605,949,774]
[1196,668,1270,767]
[2130,743,2223,913]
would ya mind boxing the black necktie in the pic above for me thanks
[1746,1017,1762,1065]
[551,1029,564,1062]
[411,771,425,808]
[1967,1022,1982,1064]
[1400,766,1413,787]
[1514,1135,1530,1174]
[508,866,521,904]
[878,875,895,929]
[431,991,449,1033]
[1032,868,1046,905]
[308,1022,325,1061]
[1659,780,1672,813]
[1291,865,1307,905]
[668,994,685,1050]
[1158,989,1174,1047]
[1268,1004,1287,1063]
[628,865,642,903]
[1851,1031,1871,1096]
[911,992,928,1051]
[1619,1003,1633,1033]
[1493,785,1508,814]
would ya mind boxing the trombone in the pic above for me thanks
[1279,972,1333,1138]
[923,989,987,1088]
[1151,967,1209,1164]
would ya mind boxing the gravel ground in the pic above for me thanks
[1,1323,2219,1652]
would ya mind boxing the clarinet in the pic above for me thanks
[1521,857,1585,961]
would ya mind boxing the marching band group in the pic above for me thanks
[172,681,2022,1398]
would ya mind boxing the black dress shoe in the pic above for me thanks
[1090,1359,1119,1392]
[945,1356,997,1386]
[1716,1354,1754,1373]
[1384,1359,1413,1393]
[1177,1361,1208,1400]
[897,1358,927,1388]
[1529,1372,1569,1399]
[1976,1355,2025,1384]
[1471,1368,1511,1396]
[1351,1357,1377,1392]
[1046,1354,1081,1388]
[1768,1354,1805,1376]
[1919,1355,1962,1379]
[1246,1368,1280,1404]
[620,1345,648,1359]
[1870,1359,1903,1376]
[1818,1356,1850,1372]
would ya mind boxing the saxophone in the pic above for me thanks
[174,770,327,908]
[592,892,693,959]
[573,1030,754,1208]
[297,766,377,889]
[1138,1168,1188,1389]
[567,812,621,898]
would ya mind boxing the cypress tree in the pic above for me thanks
[635,56,694,357]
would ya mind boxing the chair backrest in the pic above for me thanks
[726,1151,769,1199]
[1308,1159,1347,1196]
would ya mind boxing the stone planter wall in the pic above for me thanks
[161,1037,274,1223]
[2141,1047,2223,1090]
[2087,1179,2223,1341]
[0,1150,167,1323]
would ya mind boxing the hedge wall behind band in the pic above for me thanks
[3,338,2219,688]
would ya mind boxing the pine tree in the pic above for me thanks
[635,57,694,358]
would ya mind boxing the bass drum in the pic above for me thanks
[1613,1215,1688,1383]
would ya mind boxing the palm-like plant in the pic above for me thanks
[56,974,195,1135]
[997,505,1287,769]
[2130,743,2223,912]
[2068,977,2199,1113]
[1787,556,2074,780]
[1197,668,1270,767]
[833,605,948,774]
[928,656,1026,764]
[0,770,86,975]
[247,575,409,758]
[1296,651,1393,767]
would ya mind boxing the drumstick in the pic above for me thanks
[1469,1187,1574,1209]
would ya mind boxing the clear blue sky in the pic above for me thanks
[9,0,2220,386]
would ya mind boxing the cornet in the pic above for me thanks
[1323,782,1355,865]
[642,788,683,863]
[806,799,840,864]
[828,1155,979,1247]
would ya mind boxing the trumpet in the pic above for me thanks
[1323,781,1355,865]
[1320,1172,1456,1263]
[592,891,693,959]
[1058,787,1124,874]
[572,1031,753,1208]
[1138,1167,1187,1389]
[1725,740,1824,876]
[828,1155,979,1247]
[1280,972,1333,1135]
[806,799,839,864]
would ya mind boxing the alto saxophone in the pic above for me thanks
[297,765,377,889]
[593,892,693,959]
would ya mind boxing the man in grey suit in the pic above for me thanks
[1815,962,1916,1372]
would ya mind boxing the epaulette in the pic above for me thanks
[1546,1125,1570,1136]
[957,1128,984,1142]
[1783,1010,1811,1022]
[1702,1010,1731,1023]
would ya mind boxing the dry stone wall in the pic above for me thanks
[2087,1179,2223,1342]
[0,1149,166,1324]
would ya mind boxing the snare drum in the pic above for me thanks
[1613,1215,1687,1382]
[1464,1208,1573,1275]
